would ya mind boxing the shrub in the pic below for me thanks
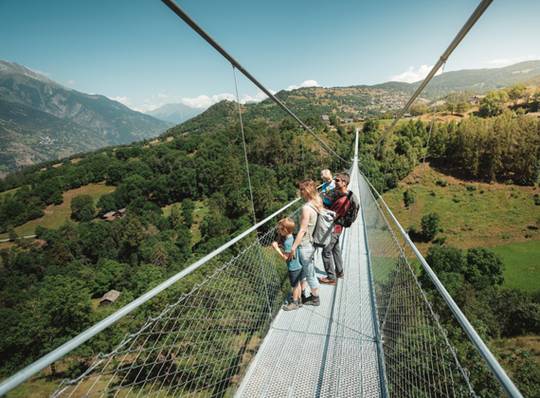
[421,212,440,241]
[435,179,448,187]
[403,189,416,207]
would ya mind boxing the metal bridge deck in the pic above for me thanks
[236,167,382,397]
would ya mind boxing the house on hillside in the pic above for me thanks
[99,290,121,306]
[102,208,126,222]
[321,114,330,124]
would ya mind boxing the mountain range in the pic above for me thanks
[1,59,540,176]
[147,102,205,124]
[0,60,170,176]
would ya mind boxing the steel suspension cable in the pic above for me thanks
[232,66,257,224]
[160,0,348,165]
[377,0,493,151]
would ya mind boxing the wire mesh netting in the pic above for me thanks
[50,204,302,398]
[357,170,506,398]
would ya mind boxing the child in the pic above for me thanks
[272,217,304,311]
[320,169,335,208]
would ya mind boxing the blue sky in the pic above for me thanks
[1,0,539,112]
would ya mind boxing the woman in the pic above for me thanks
[289,179,321,306]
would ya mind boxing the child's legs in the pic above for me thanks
[289,269,303,301]
[292,283,301,301]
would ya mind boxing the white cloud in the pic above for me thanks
[287,79,320,91]
[66,79,76,86]
[486,55,539,68]
[179,90,274,108]
[180,93,235,109]
[108,88,276,114]
[109,93,179,113]
[109,96,148,112]
[390,65,443,83]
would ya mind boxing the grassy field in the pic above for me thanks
[383,164,540,249]
[0,183,115,241]
[0,187,20,200]
[382,164,540,293]
[491,241,540,293]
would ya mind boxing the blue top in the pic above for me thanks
[321,180,335,207]
[283,235,302,271]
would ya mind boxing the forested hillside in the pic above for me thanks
[0,80,539,394]
[355,86,540,396]
[0,96,353,383]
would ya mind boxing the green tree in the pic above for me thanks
[169,204,183,229]
[38,275,92,374]
[445,92,469,115]
[403,190,416,207]
[465,248,504,290]
[489,289,540,337]
[71,195,96,222]
[479,90,509,117]
[97,193,118,216]
[409,102,428,116]
[506,83,526,106]
[130,264,164,296]
[182,199,195,228]
[94,260,126,296]
[421,212,440,241]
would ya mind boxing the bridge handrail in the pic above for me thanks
[0,195,304,396]
[358,171,523,398]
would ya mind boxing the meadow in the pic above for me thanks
[383,164,540,293]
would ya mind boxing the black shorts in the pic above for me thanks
[288,268,304,287]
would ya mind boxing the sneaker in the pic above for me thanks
[301,293,310,304]
[336,272,344,279]
[282,301,301,311]
[309,295,320,306]
[319,277,336,285]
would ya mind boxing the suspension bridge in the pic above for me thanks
[0,0,525,396]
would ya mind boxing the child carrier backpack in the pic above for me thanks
[335,191,359,228]
[309,204,336,248]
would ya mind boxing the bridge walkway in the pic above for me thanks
[237,163,382,397]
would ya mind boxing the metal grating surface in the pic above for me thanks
[236,166,382,397]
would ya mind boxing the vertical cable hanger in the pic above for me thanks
[232,66,257,224]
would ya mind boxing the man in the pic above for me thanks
[319,172,356,285]
[320,169,335,208]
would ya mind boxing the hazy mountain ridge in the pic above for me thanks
[2,59,540,176]
[0,60,171,175]
[175,60,540,136]
[147,102,204,124]
[409,60,540,98]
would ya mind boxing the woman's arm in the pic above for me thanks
[289,206,310,258]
